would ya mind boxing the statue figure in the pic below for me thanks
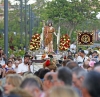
[44,22,57,53]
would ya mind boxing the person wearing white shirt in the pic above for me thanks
[13,60,20,73]
[76,50,88,67]
[70,42,76,53]
[17,55,30,75]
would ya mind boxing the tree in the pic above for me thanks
[42,0,100,37]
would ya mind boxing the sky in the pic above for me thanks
[9,0,36,4]
[9,0,100,19]
[9,0,52,4]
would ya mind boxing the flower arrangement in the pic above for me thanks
[59,34,70,51]
[30,33,41,51]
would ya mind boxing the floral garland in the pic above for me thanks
[59,34,70,51]
[30,33,40,51]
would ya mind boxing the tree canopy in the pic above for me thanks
[40,0,100,36]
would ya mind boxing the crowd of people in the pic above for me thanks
[0,46,100,97]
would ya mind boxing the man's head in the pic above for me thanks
[66,61,78,69]
[92,51,98,58]
[78,50,85,57]
[57,67,72,86]
[82,71,100,97]
[20,78,41,97]
[43,72,57,91]
[72,67,87,89]
[24,55,30,64]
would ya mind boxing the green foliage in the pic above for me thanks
[0,33,4,48]
[8,10,20,32]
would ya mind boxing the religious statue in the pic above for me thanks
[44,22,57,53]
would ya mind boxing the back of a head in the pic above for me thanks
[48,86,78,97]
[72,67,87,77]
[9,88,32,97]
[20,78,40,89]
[94,62,100,67]
[83,71,100,97]
[0,89,3,97]
[66,61,78,69]
[62,59,71,66]
[8,94,20,97]
[94,65,100,73]
[6,74,22,87]
[57,67,72,85]
[38,69,50,79]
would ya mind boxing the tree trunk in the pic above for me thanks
[69,26,75,37]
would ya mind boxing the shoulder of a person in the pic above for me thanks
[85,56,89,59]
[18,63,24,67]
[77,56,81,58]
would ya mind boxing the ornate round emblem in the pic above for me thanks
[81,35,90,43]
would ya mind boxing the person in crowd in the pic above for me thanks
[92,51,98,59]
[57,67,72,86]
[73,53,78,62]
[9,88,32,97]
[20,78,43,97]
[94,65,100,72]
[8,94,20,97]
[82,71,100,97]
[43,72,58,91]
[5,61,14,73]
[46,86,79,97]
[4,74,22,96]
[76,50,88,67]
[23,73,43,90]
[93,62,100,72]
[43,59,57,71]
[66,61,78,69]
[68,51,73,56]
[13,60,20,73]
[70,42,76,54]
[72,67,87,90]
[57,67,82,97]
[17,57,22,64]
[17,55,31,75]
[0,89,3,97]
[0,48,6,66]
[62,59,71,67]
[0,64,5,78]
[38,69,50,80]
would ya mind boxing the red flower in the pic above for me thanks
[45,60,50,66]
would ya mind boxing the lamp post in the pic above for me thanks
[30,8,33,38]
[20,0,23,44]
[25,0,28,51]
[29,4,32,41]
[4,0,8,59]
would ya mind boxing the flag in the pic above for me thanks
[78,32,93,45]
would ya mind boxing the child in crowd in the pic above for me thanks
[5,61,14,73]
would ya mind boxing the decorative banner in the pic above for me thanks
[78,32,93,45]
[30,33,40,51]
[59,34,70,51]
